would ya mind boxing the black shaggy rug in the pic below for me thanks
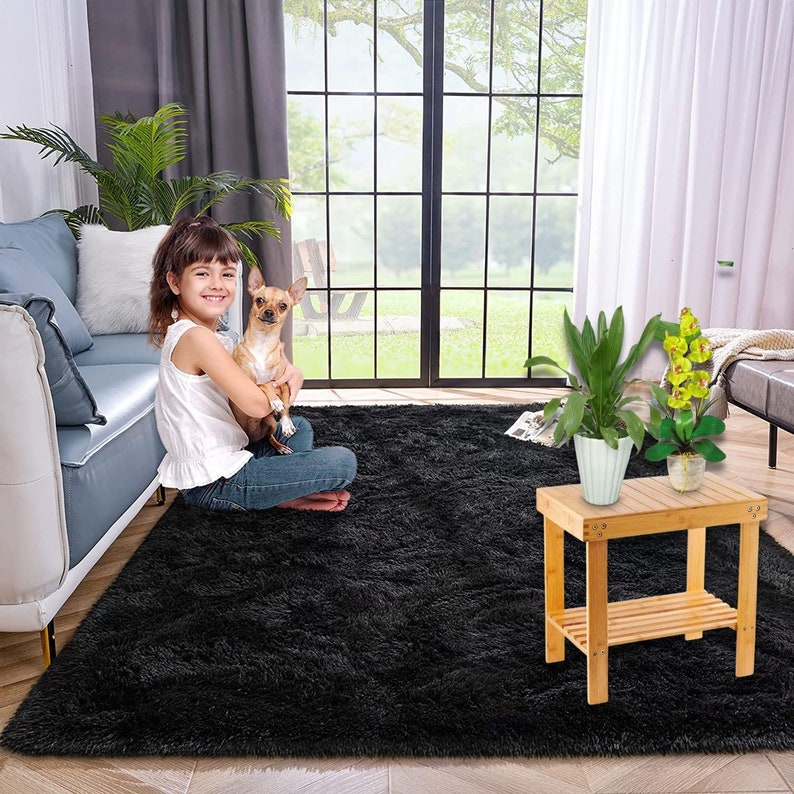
[3,404,793,758]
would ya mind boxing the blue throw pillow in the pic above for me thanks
[0,293,106,426]
[0,244,93,354]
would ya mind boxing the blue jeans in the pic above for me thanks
[181,417,356,511]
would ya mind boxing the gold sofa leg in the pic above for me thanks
[40,620,56,667]
[156,484,166,505]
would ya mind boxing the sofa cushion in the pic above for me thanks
[0,244,93,355]
[56,363,164,566]
[0,213,79,300]
[0,294,105,426]
[76,224,170,335]
[73,333,160,367]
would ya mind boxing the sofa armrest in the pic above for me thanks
[0,305,69,604]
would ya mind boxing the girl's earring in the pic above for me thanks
[171,307,179,321]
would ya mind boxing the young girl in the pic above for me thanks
[149,216,356,511]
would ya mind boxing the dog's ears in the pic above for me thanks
[288,276,308,303]
[247,266,265,296]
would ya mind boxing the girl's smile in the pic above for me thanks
[167,258,238,329]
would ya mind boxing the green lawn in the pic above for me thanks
[293,290,571,380]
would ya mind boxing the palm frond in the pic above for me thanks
[232,238,262,270]
[100,103,188,183]
[222,220,282,242]
[45,206,106,238]
[198,173,293,220]
[1,124,104,176]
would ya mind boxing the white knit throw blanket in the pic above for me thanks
[701,328,794,418]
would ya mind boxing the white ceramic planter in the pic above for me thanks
[573,434,634,505]
[666,452,706,492]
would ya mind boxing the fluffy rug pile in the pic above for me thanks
[2,404,793,758]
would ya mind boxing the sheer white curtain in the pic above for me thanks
[0,0,96,222]
[576,0,794,376]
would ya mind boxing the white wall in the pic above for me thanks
[0,0,97,222]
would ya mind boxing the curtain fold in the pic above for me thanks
[86,0,292,346]
[577,0,794,377]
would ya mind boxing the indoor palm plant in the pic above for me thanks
[1,102,292,269]
[644,307,726,491]
[524,306,663,504]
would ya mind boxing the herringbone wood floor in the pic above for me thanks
[1,387,792,794]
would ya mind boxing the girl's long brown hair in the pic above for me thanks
[148,216,243,347]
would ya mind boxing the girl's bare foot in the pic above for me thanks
[276,490,351,512]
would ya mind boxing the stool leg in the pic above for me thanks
[586,539,609,704]
[685,526,706,640]
[736,521,759,676]
[544,519,566,663]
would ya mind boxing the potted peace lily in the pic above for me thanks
[644,307,726,492]
[525,306,663,505]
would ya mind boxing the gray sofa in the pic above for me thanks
[722,360,794,469]
[0,213,165,663]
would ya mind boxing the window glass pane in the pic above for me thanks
[291,195,327,245]
[442,96,488,192]
[288,96,326,193]
[492,0,540,94]
[377,196,421,287]
[444,3,491,92]
[439,290,483,378]
[331,300,374,378]
[530,292,572,376]
[485,291,530,377]
[329,195,374,288]
[540,0,586,94]
[377,0,423,92]
[377,96,423,192]
[487,196,533,287]
[328,96,374,192]
[284,12,324,91]
[327,3,374,92]
[293,319,328,379]
[534,196,576,287]
[490,97,536,192]
[537,97,581,193]
[440,196,485,287]
[376,290,421,379]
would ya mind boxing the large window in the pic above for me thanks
[284,0,585,386]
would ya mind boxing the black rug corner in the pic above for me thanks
[2,403,793,758]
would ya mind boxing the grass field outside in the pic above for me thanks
[292,289,571,381]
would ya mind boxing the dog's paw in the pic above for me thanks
[277,444,293,455]
[279,416,297,437]
[270,397,285,413]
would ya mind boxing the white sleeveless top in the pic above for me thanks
[155,320,252,489]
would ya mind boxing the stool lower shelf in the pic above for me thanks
[548,590,737,652]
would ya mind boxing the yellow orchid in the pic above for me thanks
[646,307,726,465]
[688,370,711,398]
[678,307,700,337]
[668,385,693,410]
[663,334,687,356]
[688,337,712,363]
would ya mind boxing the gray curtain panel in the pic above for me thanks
[86,0,293,348]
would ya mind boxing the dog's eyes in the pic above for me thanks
[278,303,288,311]
[255,297,265,306]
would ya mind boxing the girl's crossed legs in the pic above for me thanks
[181,417,356,511]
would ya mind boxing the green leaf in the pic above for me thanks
[559,390,586,439]
[692,438,726,462]
[524,355,579,387]
[692,414,725,438]
[600,425,619,449]
[644,441,679,461]
[674,409,695,442]
[616,408,646,451]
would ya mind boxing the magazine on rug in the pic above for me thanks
[504,407,562,446]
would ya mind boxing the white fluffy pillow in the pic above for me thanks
[76,224,170,334]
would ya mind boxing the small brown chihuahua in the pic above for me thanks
[231,266,307,454]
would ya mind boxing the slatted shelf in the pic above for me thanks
[548,590,737,652]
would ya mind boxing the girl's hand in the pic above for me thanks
[272,342,304,406]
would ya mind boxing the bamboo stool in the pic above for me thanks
[536,472,766,704]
